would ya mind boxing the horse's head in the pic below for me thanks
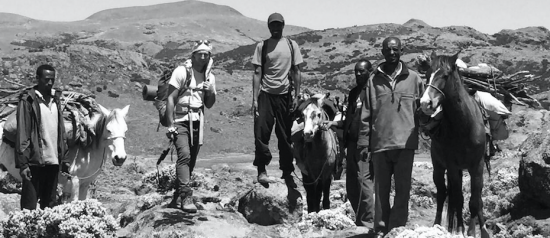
[420,51,460,115]
[98,104,129,166]
[302,95,327,142]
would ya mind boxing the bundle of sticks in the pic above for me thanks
[415,54,541,109]
[460,70,541,108]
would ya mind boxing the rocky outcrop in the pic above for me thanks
[237,182,304,226]
[518,131,550,207]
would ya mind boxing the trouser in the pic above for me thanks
[253,91,294,174]
[173,121,201,194]
[372,149,414,233]
[346,143,375,227]
[21,165,59,210]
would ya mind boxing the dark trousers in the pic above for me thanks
[173,121,201,192]
[21,165,59,210]
[346,143,375,227]
[253,91,294,173]
[372,149,414,233]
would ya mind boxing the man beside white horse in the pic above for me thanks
[12,64,70,210]
[0,65,130,208]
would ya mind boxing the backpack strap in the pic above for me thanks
[261,39,269,80]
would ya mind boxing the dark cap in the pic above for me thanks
[268,13,284,24]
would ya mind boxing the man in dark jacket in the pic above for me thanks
[357,37,424,237]
[16,64,69,210]
[322,59,375,227]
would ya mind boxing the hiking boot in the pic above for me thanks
[257,171,271,184]
[167,191,181,209]
[282,172,297,189]
[180,189,197,213]
[181,196,198,213]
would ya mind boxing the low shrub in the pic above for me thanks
[1,199,119,238]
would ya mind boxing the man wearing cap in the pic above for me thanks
[165,40,216,212]
[251,13,304,187]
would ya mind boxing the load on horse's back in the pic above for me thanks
[292,93,339,212]
[420,51,491,238]
[0,90,130,202]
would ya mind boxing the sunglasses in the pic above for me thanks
[195,40,211,46]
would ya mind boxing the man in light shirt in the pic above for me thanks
[165,40,216,212]
[16,64,69,210]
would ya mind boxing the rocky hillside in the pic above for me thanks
[216,19,550,95]
[0,2,549,157]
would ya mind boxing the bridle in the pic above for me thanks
[426,68,446,100]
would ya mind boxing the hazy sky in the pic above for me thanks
[3,0,549,34]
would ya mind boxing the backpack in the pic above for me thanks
[261,37,295,92]
[154,63,191,128]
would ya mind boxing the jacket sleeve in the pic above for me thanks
[356,80,372,149]
[15,97,31,170]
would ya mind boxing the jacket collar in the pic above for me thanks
[376,61,410,78]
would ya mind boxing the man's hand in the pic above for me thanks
[319,121,335,130]
[251,100,259,117]
[20,167,32,181]
[166,127,178,140]
[202,81,213,92]
[291,97,300,113]
[61,162,71,174]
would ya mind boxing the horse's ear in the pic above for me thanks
[430,50,437,60]
[451,51,461,69]
[120,105,130,117]
[98,104,110,116]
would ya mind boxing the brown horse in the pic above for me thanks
[294,94,338,213]
[420,51,490,238]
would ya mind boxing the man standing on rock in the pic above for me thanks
[165,40,217,212]
[357,37,424,237]
[321,59,376,228]
[16,64,70,210]
[251,12,303,187]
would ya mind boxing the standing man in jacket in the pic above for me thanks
[251,13,303,187]
[357,37,424,237]
[322,59,375,227]
[16,64,69,210]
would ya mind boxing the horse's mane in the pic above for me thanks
[431,54,470,102]
[431,54,483,136]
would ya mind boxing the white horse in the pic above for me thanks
[0,104,129,202]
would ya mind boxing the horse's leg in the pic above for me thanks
[468,159,490,238]
[313,181,323,212]
[322,178,332,210]
[447,168,465,235]
[78,180,91,200]
[69,176,80,202]
[432,161,447,226]
[302,172,316,213]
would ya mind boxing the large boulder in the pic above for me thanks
[238,181,304,226]
[518,131,550,207]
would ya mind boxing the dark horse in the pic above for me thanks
[420,51,490,238]
[293,94,338,212]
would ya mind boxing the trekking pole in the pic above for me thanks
[156,139,173,186]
